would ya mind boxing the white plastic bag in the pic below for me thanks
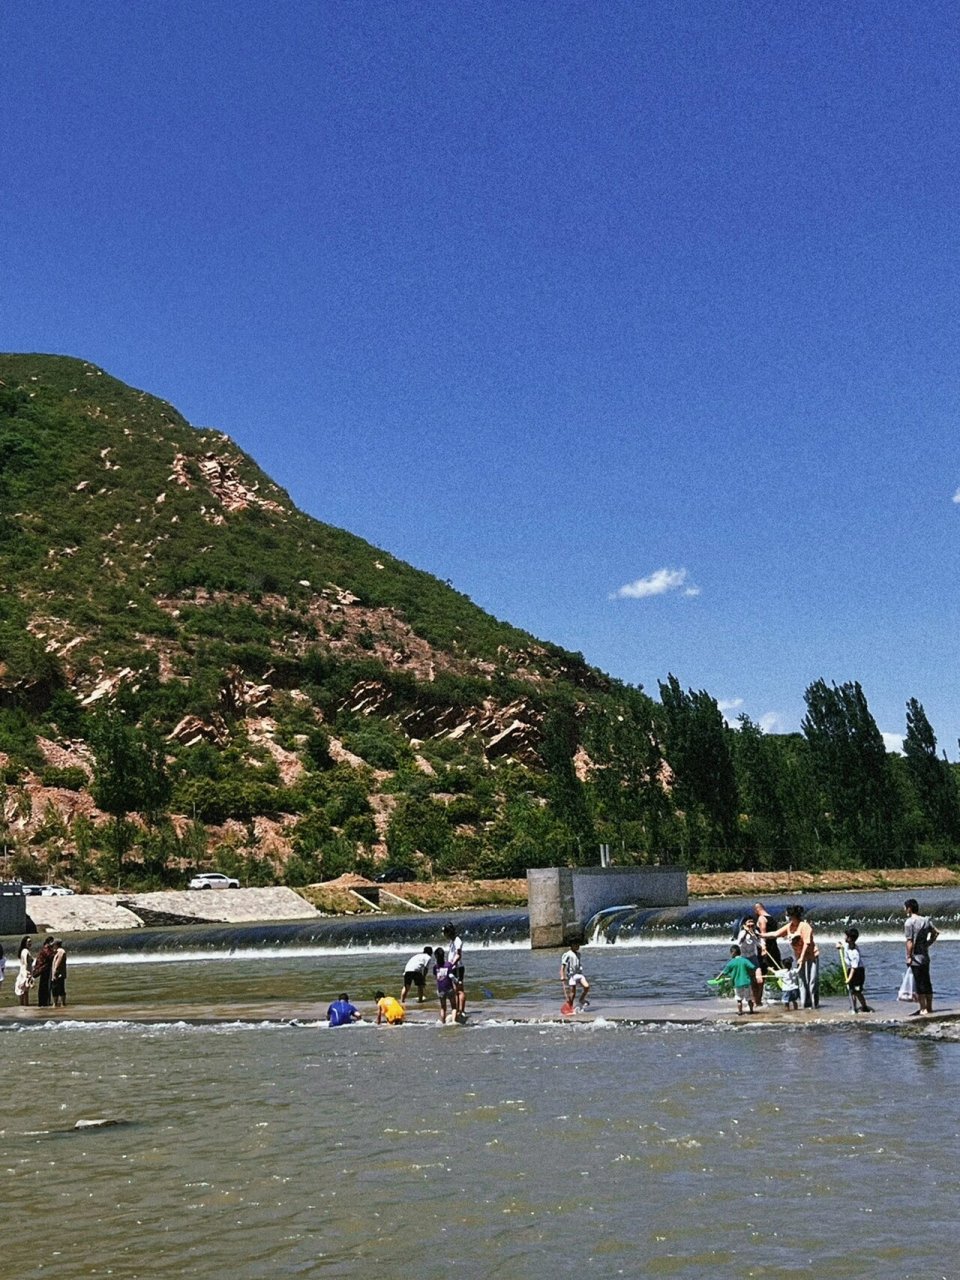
[897,967,917,1003]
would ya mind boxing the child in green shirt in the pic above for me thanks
[720,945,757,1015]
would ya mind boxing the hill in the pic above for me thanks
[0,354,635,890]
[1,354,956,892]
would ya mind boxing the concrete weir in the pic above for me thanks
[527,865,687,948]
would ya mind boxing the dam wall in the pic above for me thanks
[527,865,687,948]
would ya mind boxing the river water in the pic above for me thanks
[3,917,960,1279]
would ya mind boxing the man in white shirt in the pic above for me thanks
[401,946,435,1004]
[443,923,466,1022]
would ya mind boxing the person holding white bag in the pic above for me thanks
[904,898,939,1016]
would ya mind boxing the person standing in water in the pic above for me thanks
[904,898,939,1016]
[718,945,757,1015]
[763,905,819,1009]
[433,947,455,1024]
[15,936,33,1007]
[736,915,764,1007]
[754,903,782,970]
[50,939,68,1008]
[840,929,872,1013]
[559,939,590,1011]
[443,923,466,1023]
[32,938,56,1008]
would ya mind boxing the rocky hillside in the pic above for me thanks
[3,356,949,887]
[0,354,639,890]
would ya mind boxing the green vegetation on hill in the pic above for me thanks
[1,354,958,892]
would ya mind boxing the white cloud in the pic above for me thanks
[882,731,905,755]
[611,567,698,600]
[759,712,785,734]
[717,697,744,726]
[953,488,960,504]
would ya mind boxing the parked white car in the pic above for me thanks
[20,884,74,896]
[188,872,240,891]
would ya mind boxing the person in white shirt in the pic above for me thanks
[560,940,590,1010]
[400,946,435,1004]
[443,923,466,1022]
[841,928,872,1013]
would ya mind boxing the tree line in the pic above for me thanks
[3,674,958,889]
[548,676,960,873]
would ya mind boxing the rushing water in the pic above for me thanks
[3,918,960,1279]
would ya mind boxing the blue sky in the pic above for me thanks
[4,2,960,753]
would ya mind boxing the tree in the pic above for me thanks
[903,698,960,848]
[541,696,594,850]
[801,679,905,866]
[732,716,791,869]
[585,687,672,862]
[658,675,740,866]
[385,795,452,869]
[90,708,170,883]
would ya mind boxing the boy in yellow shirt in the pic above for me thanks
[375,990,406,1025]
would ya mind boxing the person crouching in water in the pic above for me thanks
[720,945,757,1015]
[842,928,872,1013]
[433,947,454,1024]
[560,939,590,1010]
[374,990,405,1025]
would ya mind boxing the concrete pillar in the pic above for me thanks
[0,884,26,936]
[527,866,687,948]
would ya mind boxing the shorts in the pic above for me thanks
[912,959,933,996]
[846,966,865,992]
[403,969,426,989]
[734,984,753,1001]
[781,987,799,1004]
[566,974,588,988]
[450,965,464,985]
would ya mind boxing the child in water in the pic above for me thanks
[559,939,590,1011]
[780,950,801,1010]
[433,947,454,1024]
[719,945,757,1015]
[841,928,873,1013]
[374,990,405,1025]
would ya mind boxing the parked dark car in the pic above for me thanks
[374,866,415,883]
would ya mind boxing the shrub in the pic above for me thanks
[40,766,89,792]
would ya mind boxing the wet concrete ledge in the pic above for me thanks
[0,995,954,1033]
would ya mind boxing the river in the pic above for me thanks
[2,904,959,1279]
